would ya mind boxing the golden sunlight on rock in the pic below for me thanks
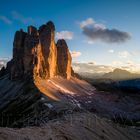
[34,78,60,101]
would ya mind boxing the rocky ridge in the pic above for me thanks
[1,21,73,80]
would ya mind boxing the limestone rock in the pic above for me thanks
[11,29,27,80]
[37,21,57,79]
[5,21,73,80]
[23,28,39,77]
[28,26,38,35]
[56,39,72,79]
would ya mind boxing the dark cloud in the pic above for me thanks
[82,27,131,43]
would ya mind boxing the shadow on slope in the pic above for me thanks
[0,75,67,128]
[0,75,94,128]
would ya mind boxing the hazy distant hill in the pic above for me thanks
[102,68,140,80]
[79,72,104,79]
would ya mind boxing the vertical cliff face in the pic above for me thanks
[37,21,57,79]
[57,39,72,79]
[24,26,39,77]
[11,30,27,79]
[2,21,74,80]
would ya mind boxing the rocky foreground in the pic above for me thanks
[0,112,139,140]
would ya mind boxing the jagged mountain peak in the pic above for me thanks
[0,21,74,80]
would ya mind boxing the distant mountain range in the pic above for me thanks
[80,68,140,81]
[102,68,140,80]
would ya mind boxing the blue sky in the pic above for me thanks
[0,0,140,73]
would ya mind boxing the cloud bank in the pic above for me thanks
[72,62,114,74]
[80,18,131,43]
[73,60,140,74]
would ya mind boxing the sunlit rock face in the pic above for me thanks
[57,39,72,79]
[37,21,57,79]
[1,21,73,80]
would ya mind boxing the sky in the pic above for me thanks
[0,0,140,73]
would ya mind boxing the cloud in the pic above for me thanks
[71,51,82,57]
[0,16,12,24]
[80,18,131,44]
[112,60,140,73]
[83,40,94,45]
[11,11,34,24]
[118,51,131,58]
[87,40,94,44]
[72,65,80,71]
[72,62,114,73]
[83,27,131,43]
[0,58,9,69]
[56,31,74,40]
[108,49,114,53]
[94,23,106,30]
[80,18,95,28]
[72,60,140,74]
[112,61,123,66]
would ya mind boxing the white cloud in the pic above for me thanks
[94,23,106,29]
[79,18,106,29]
[73,60,140,74]
[87,40,94,44]
[70,51,82,58]
[111,60,140,73]
[56,31,73,40]
[118,51,131,58]
[83,40,94,45]
[0,58,9,69]
[108,49,114,53]
[0,61,4,65]
[80,18,95,28]
[72,62,115,74]
[0,16,12,24]
[11,11,34,24]
[73,65,80,72]
[112,61,123,66]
